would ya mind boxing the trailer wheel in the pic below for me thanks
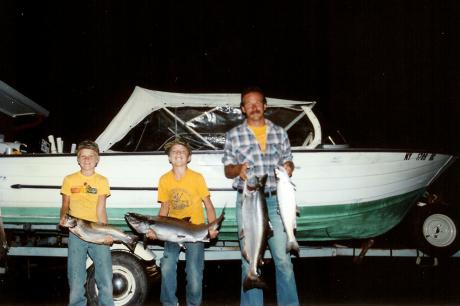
[86,251,149,306]
[412,203,459,258]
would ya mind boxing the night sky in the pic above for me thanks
[1,1,459,199]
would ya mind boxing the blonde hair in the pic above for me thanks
[164,138,192,155]
[76,140,100,156]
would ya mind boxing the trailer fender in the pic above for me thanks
[86,241,155,268]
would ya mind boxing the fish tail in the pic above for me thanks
[243,273,267,292]
[210,210,226,232]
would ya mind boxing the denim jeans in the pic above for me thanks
[160,241,204,306]
[236,192,300,306]
[67,232,114,306]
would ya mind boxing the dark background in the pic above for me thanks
[0,1,459,200]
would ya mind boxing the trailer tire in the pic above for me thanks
[412,203,459,258]
[86,251,149,306]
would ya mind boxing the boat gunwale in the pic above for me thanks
[0,148,457,157]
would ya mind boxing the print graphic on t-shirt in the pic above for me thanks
[84,182,97,194]
[70,182,97,194]
[170,188,190,210]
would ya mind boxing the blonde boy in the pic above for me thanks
[59,140,114,306]
[148,138,218,306]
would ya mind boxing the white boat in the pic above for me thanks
[0,86,457,254]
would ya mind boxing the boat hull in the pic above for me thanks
[0,150,454,241]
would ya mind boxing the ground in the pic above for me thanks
[0,255,459,305]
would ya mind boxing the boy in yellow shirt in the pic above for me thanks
[147,138,219,306]
[59,140,114,306]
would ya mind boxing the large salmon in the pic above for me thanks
[124,210,225,249]
[61,215,138,252]
[275,166,300,254]
[240,174,271,291]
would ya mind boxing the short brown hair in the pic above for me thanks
[240,86,267,108]
[76,140,100,156]
[164,138,192,155]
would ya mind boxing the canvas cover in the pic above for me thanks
[96,86,316,152]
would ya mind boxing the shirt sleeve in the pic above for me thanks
[157,176,168,204]
[60,176,71,195]
[99,177,110,197]
[222,130,237,165]
[280,128,293,163]
[197,174,210,199]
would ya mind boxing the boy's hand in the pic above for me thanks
[146,229,157,240]
[58,217,66,227]
[103,235,114,245]
[208,229,219,239]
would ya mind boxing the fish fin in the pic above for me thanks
[239,229,245,240]
[143,235,148,249]
[181,217,191,223]
[267,221,274,239]
[126,235,138,253]
[218,206,226,218]
[267,227,274,240]
[241,249,250,263]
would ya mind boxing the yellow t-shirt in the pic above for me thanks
[60,171,110,222]
[249,124,267,153]
[157,168,209,224]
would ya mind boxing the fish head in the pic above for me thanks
[274,166,289,181]
[124,213,152,233]
[62,215,78,228]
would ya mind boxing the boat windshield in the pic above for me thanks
[110,106,315,152]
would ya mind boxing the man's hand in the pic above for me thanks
[283,161,294,177]
[224,163,249,180]
[146,229,157,240]
[239,163,249,180]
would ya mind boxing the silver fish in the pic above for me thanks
[275,166,300,254]
[124,210,225,249]
[240,174,270,291]
[62,215,138,252]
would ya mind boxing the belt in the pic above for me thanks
[237,189,277,198]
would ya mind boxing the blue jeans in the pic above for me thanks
[68,232,114,306]
[236,192,299,306]
[160,241,205,306]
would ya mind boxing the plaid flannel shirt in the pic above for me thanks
[222,119,293,191]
